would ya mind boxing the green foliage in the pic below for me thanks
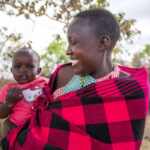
[41,37,69,76]
[131,44,150,67]
[0,0,139,41]
[0,0,145,77]
[96,0,109,7]
[0,79,11,88]
[116,12,140,42]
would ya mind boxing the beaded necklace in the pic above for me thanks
[53,67,120,99]
[63,75,96,93]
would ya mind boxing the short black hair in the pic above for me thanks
[75,8,120,45]
[14,47,40,65]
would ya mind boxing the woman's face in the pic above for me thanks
[66,19,105,77]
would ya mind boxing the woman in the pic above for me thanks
[2,8,149,150]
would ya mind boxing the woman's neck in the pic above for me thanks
[92,53,113,79]
[93,65,113,79]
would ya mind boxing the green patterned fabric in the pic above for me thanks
[63,75,96,93]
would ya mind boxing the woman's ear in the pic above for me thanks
[98,35,112,51]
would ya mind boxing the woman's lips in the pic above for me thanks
[71,60,79,66]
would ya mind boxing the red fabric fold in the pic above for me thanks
[3,65,149,150]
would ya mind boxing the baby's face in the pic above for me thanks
[11,52,40,84]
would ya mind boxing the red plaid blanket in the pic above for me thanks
[2,65,149,150]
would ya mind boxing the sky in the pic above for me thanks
[0,0,150,55]
[0,12,64,54]
[108,0,150,52]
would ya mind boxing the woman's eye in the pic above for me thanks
[71,40,78,46]
[14,65,20,69]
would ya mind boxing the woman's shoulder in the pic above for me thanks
[56,63,74,89]
[117,65,148,79]
[49,63,74,93]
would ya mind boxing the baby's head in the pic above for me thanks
[11,47,41,84]
[66,8,120,77]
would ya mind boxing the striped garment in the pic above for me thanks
[1,64,149,150]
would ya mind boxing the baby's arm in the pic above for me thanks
[0,103,11,118]
[0,88,23,118]
[0,117,17,139]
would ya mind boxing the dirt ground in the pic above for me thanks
[141,116,150,150]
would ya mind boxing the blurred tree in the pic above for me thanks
[0,0,143,76]
[0,27,22,53]
[41,36,69,76]
[131,44,150,67]
[0,0,139,40]
[0,27,23,75]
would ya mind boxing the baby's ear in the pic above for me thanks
[37,67,42,74]
[10,68,13,73]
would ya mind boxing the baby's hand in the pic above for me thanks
[6,88,23,106]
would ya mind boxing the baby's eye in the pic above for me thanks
[27,65,35,69]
